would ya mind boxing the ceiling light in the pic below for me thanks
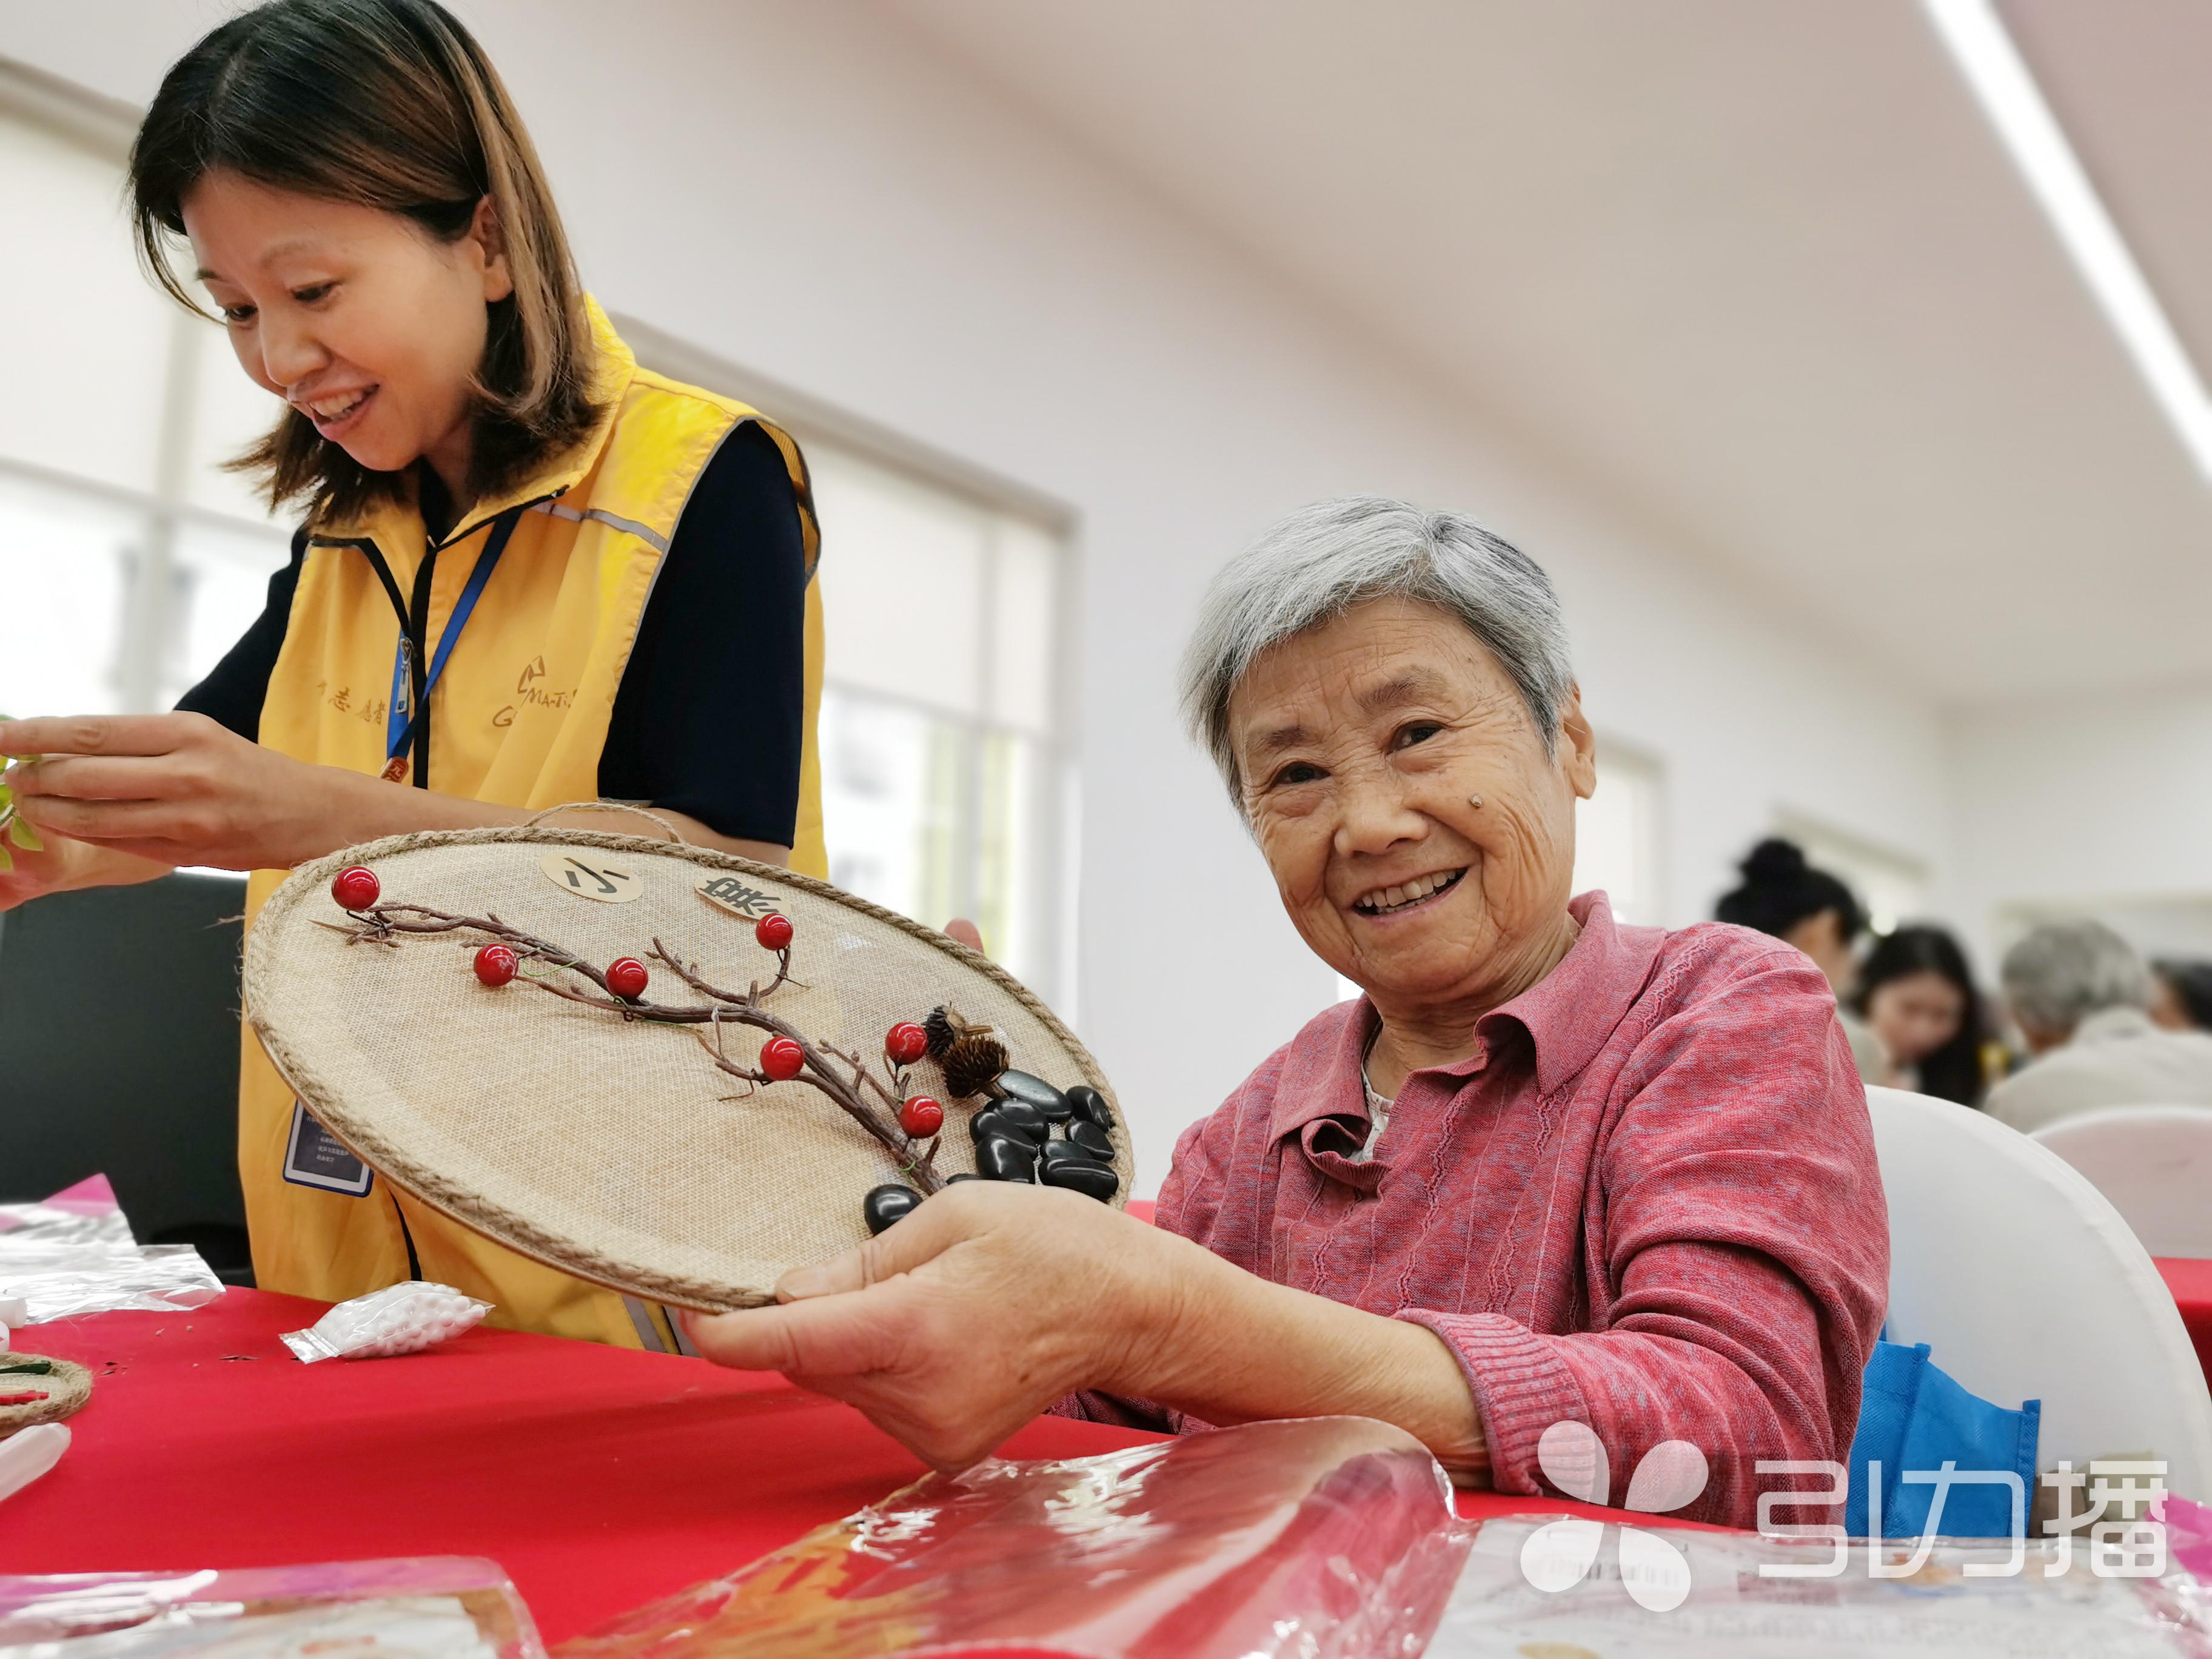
[1923,0,2212,482]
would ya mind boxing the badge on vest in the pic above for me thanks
[283,1099,375,1196]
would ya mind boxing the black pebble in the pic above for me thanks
[1067,1120,1114,1160]
[863,1184,920,1235]
[946,1171,980,1183]
[977,1134,1039,1182]
[994,1101,1050,1142]
[1065,1085,1115,1131]
[1040,1159,1119,1201]
[996,1070,1071,1121]
[968,1106,1042,1146]
[1039,1140,1102,1172]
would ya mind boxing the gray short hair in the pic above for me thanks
[2001,920,2151,1035]
[1178,495,1574,804]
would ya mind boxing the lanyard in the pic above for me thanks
[383,509,521,783]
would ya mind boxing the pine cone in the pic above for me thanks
[942,1033,1010,1099]
[925,1004,994,1060]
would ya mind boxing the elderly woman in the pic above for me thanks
[688,497,1888,1527]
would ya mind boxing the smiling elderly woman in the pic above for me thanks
[688,497,1889,1527]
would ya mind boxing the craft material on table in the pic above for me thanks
[0,1557,541,1659]
[0,1288,1640,1643]
[246,828,1129,1312]
[282,1282,491,1362]
[1430,1512,2212,1655]
[0,1176,223,1324]
[558,1417,1470,1659]
[0,1355,89,1436]
[0,1424,68,1506]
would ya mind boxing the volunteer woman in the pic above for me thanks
[0,0,824,1351]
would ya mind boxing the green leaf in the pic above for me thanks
[0,840,12,873]
[7,815,38,853]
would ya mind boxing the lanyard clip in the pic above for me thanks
[393,636,414,722]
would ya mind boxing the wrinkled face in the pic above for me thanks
[184,170,512,482]
[1866,970,1966,1065]
[1228,596,1595,1009]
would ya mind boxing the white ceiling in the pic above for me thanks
[889,0,2212,705]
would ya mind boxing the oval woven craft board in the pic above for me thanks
[244,828,1127,1312]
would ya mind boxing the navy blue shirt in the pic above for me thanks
[178,421,808,847]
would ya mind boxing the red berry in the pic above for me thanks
[760,1035,805,1082]
[756,912,794,953]
[606,957,649,1000]
[898,1095,944,1138]
[331,865,380,911]
[474,943,519,987]
[885,1022,930,1067]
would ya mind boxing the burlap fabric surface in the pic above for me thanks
[0,1358,90,1436]
[246,828,1127,1312]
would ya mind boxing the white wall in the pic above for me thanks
[3,0,1951,1193]
[1945,688,2212,972]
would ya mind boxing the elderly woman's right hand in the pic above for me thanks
[683,1182,1186,1470]
[682,1180,1491,1481]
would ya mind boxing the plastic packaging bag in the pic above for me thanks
[0,1243,223,1323]
[281,1282,491,1364]
[0,1176,134,1250]
[0,1174,219,1323]
[0,1558,544,1659]
[1427,1513,2212,1656]
[555,1415,1469,1659]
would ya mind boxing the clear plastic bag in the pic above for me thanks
[555,1415,1469,1659]
[0,1558,544,1659]
[0,1243,223,1323]
[0,1177,134,1250]
[1428,1513,2212,1656]
[281,1283,491,1364]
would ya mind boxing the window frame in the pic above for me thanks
[615,314,1085,1011]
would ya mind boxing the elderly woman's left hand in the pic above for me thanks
[683,1183,1180,1469]
[683,1182,1492,1479]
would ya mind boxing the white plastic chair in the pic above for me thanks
[1866,1086,2212,1500]
[2029,1107,2212,1259]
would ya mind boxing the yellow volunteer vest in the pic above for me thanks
[238,298,825,1349]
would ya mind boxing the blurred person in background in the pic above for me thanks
[1985,922,2212,1134]
[1849,924,1986,1104]
[1715,838,1885,1082]
[2149,959,2212,1034]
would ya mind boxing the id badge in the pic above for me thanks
[283,1099,375,1196]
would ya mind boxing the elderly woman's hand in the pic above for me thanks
[683,1184,1176,1468]
[682,1182,1490,1481]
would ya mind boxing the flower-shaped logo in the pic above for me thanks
[1517,1421,1709,1613]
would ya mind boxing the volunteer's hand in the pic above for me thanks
[0,825,169,913]
[683,1182,1189,1471]
[0,713,344,872]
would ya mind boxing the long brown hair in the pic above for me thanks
[129,0,600,523]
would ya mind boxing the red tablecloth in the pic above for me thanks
[0,1289,1632,1643]
[2156,1257,2212,1389]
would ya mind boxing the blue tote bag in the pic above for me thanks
[1844,1339,2042,1539]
